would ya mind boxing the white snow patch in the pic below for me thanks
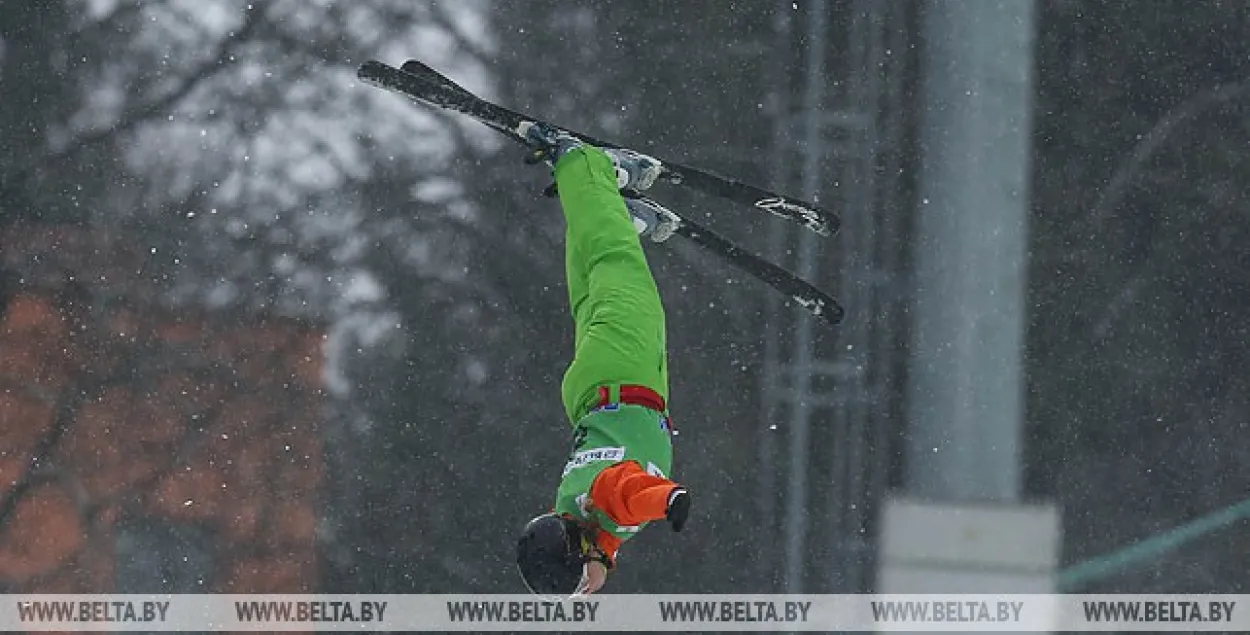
[413,177,462,204]
[342,271,384,304]
[324,310,404,397]
[273,253,298,276]
[85,0,120,19]
[464,358,488,385]
[205,281,239,308]
[170,0,235,33]
[332,234,372,264]
[441,0,496,56]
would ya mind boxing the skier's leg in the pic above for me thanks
[555,146,669,424]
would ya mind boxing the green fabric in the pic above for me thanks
[554,404,673,540]
[555,146,669,425]
[548,145,674,543]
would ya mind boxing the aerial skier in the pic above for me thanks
[355,56,843,597]
[513,124,692,597]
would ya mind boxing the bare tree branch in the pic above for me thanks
[70,1,152,35]
[0,372,93,535]
[1088,80,1250,228]
[19,1,272,184]
[0,376,59,405]
[428,3,494,63]
[0,298,308,536]
[3,337,308,590]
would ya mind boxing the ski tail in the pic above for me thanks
[401,59,468,94]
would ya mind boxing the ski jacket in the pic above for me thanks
[553,402,679,565]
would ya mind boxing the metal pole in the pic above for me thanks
[783,0,829,594]
[868,0,910,592]
[758,4,794,590]
[906,0,1037,501]
[834,0,886,593]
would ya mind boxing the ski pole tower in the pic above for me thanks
[757,0,912,593]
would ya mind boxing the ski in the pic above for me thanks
[361,59,839,237]
[356,59,844,325]
[662,214,844,324]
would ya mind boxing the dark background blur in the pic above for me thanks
[0,0,1247,597]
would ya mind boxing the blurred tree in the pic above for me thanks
[1029,0,1250,591]
[0,226,324,593]
[0,0,510,593]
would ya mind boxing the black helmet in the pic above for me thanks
[516,513,588,596]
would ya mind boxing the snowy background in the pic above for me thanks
[0,0,1248,596]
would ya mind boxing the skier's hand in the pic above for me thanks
[666,487,691,532]
[582,560,609,595]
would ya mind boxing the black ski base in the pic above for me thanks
[356,59,844,325]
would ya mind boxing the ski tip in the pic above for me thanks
[800,295,846,325]
[820,214,841,238]
[752,197,840,238]
[824,303,846,325]
[798,214,838,238]
[806,214,837,238]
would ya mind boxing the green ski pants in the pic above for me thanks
[555,146,669,424]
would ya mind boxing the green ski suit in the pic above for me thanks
[550,145,677,555]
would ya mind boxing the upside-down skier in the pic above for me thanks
[514,124,692,597]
